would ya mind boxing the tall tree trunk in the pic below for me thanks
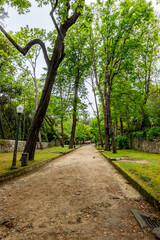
[103,105,110,151]
[61,117,64,147]
[115,119,118,137]
[107,94,117,153]
[23,32,66,159]
[0,116,5,139]
[60,93,64,147]
[90,74,103,148]
[103,71,111,151]
[34,70,43,150]
[120,117,124,136]
[104,69,116,153]
[91,45,110,150]
[22,99,25,141]
[69,75,79,149]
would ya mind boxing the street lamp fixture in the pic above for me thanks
[11,104,23,169]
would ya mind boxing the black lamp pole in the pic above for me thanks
[11,105,23,169]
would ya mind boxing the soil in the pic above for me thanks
[0,145,158,240]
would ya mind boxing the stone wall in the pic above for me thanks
[132,138,160,154]
[0,140,49,153]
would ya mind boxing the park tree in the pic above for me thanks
[0,0,85,160]
[90,0,157,152]
[110,16,160,134]
[61,13,91,149]
[13,26,48,148]
[89,72,104,147]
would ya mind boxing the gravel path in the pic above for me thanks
[0,145,157,239]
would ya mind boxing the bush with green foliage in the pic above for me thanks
[129,127,160,142]
[115,136,130,149]
[145,127,160,141]
[132,131,144,141]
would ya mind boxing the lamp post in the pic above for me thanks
[11,104,23,169]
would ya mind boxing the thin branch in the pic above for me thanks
[50,0,64,40]
[0,25,50,68]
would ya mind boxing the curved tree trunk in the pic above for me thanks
[22,9,84,160]
[23,66,62,159]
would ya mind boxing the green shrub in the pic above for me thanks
[145,127,160,141]
[132,131,144,141]
[130,127,160,142]
[115,136,130,149]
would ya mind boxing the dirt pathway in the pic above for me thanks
[0,145,157,240]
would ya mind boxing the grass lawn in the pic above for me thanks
[103,149,160,203]
[0,145,73,175]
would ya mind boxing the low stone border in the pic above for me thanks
[0,148,76,184]
[101,151,160,210]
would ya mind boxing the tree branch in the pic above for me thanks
[45,115,63,146]
[0,25,50,68]
[50,0,64,40]
[62,0,84,31]
[111,37,127,82]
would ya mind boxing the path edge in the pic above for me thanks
[100,150,160,210]
[0,148,78,184]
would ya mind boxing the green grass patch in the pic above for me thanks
[0,145,73,175]
[103,149,160,203]
[103,149,160,161]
